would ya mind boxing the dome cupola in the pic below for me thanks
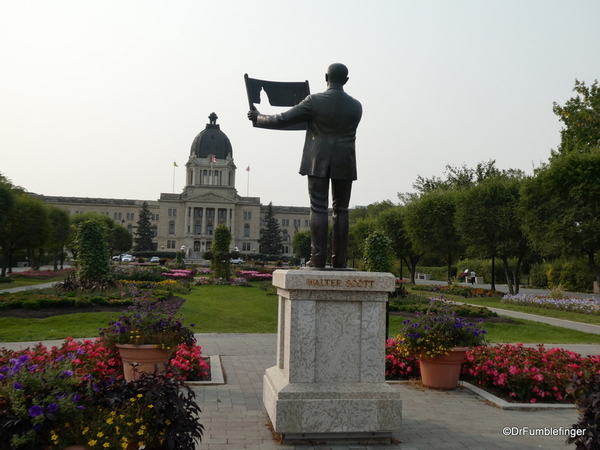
[190,112,233,160]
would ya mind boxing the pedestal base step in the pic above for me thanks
[282,431,394,445]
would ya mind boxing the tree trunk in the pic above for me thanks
[446,257,452,285]
[502,257,514,295]
[491,256,496,290]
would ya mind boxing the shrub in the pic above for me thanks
[0,277,12,284]
[566,373,600,448]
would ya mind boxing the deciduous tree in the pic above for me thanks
[520,148,600,289]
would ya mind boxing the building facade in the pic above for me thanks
[36,113,321,260]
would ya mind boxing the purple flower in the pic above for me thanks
[13,382,22,390]
[29,405,43,417]
[62,370,74,377]
[56,355,65,362]
[47,403,59,413]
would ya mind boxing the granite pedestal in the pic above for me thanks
[263,269,402,443]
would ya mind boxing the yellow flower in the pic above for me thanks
[148,404,154,408]
[97,431,104,437]
[88,439,98,446]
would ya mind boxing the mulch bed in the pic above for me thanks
[0,296,186,319]
[389,310,518,324]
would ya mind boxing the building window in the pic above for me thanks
[243,211,252,220]
[195,222,202,235]
[206,241,212,251]
[152,226,157,238]
[282,219,289,226]
[282,229,288,241]
[206,224,213,235]
[194,241,201,251]
[218,209,227,219]
[113,212,122,220]
[168,222,175,234]
[206,208,215,218]
[127,224,133,234]
[194,208,203,218]
[305,220,309,227]
[126,212,135,221]
[244,223,250,237]
[168,208,177,217]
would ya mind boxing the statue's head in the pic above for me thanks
[326,63,349,86]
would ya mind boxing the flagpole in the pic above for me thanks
[172,165,175,193]
[246,165,250,197]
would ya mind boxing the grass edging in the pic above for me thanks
[387,380,576,410]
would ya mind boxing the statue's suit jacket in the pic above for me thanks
[255,85,362,180]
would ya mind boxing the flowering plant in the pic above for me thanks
[0,353,92,448]
[385,338,420,380]
[99,292,195,350]
[397,297,487,358]
[463,344,600,403]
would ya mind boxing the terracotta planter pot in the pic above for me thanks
[418,347,469,390]
[116,344,173,381]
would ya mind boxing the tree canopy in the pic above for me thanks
[259,202,283,255]
[552,79,600,156]
[520,148,600,285]
[134,201,154,251]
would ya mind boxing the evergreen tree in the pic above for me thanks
[134,201,154,251]
[259,202,283,255]
[211,224,231,279]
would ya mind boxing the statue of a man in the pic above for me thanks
[248,63,362,268]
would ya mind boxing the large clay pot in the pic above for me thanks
[418,347,469,390]
[116,344,173,381]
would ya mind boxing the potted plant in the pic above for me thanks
[397,297,487,389]
[99,296,195,381]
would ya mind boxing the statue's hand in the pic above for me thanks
[247,110,259,123]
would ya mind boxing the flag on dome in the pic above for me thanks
[173,161,178,167]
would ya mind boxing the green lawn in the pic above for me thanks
[2,283,600,345]
[457,296,600,326]
[389,314,600,344]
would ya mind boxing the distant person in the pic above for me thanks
[470,270,476,285]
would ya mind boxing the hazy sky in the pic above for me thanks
[2,1,599,208]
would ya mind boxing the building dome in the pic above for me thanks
[190,112,233,160]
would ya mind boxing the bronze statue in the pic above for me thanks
[248,63,362,268]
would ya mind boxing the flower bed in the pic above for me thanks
[7,268,76,279]
[384,338,600,404]
[462,344,600,403]
[389,295,497,318]
[411,284,504,298]
[0,291,133,310]
[0,340,206,449]
[193,277,250,286]
[0,338,209,383]
[502,293,600,314]
[237,270,273,282]
[162,269,195,281]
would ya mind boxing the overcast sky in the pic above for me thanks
[2,1,599,208]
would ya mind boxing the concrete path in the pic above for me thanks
[194,334,578,450]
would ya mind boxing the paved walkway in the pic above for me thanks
[194,334,579,450]
[1,333,588,450]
